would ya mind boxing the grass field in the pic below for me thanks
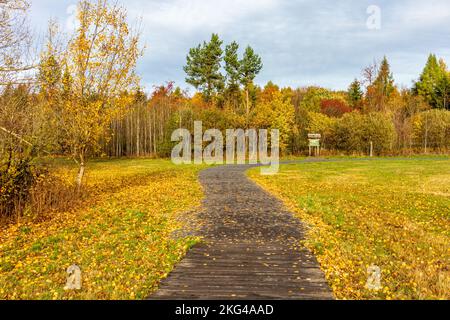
[0,159,207,300]
[1,157,449,300]
[249,158,450,300]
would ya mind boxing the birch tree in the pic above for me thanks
[59,0,142,187]
[0,0,34,86]
[0,0,35,163]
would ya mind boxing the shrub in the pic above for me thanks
[411,109,450,151]
[0,156,78,222]
[0,157,40,219]
[329,112,396,155]
[298,87,348,112]
[320,99,352,118]
[306,112,336,149]
[365,113,397,154]
[251,91,295,153]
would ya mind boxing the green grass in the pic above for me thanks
[249,157,450,300]
[0,158,208,300]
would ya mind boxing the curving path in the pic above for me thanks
[151,165,333,300]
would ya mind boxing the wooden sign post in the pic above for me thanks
[308,134,321,157]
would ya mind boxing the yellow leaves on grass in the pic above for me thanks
[0,159,206,300]
[249,159,450,300]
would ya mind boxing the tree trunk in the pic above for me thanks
[424,113,429,154]
[76,153,86,189]
[246,88,250,128]
[136,111,140,157]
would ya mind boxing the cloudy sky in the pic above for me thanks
[29,0,450,93]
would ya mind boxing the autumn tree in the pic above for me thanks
[320,99,352,118]
[435,71,450,110]
[306,111,336,149]
[0,0,37,165]
[251,89,293,153]
[391,89,428,151]
[412,109,450,151]
[0,0,34,86]
[369,56,395,112]
[184,33,224,103]
[296,86,347,113]
[54,0,142,187]
[362,57,395,112]
[0,84,33,157]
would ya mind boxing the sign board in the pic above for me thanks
[309,139,320,147]
[308,133,321,156]
[308,133,321,140]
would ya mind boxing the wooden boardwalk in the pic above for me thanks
[151,165,333,300]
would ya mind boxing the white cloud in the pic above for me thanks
[28,0,450,91]
[129,0,278,33]
[391,0,450,27]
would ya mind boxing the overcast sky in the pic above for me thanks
[29,0,450,93]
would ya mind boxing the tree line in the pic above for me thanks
[104,54,450,158]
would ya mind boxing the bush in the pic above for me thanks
[298,87,348,112]
[251,91,295,153]
[411,109,450,151]
[329,112,396,155]
[0,156,78,222]
[0,157,40,219]
[320,99,352,118]
[306,112,336,149]
[365,113,397,154]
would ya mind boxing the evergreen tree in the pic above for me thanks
[240,46,263,121]
[348,79,363,108]
[374,56,395,98]
[366,56,395,111]
[435,71,450,110]
[414,54,444,108]
[184,33,224,102]
[224,41,241,109]
[224,41,241,89]
[240,46,263,88]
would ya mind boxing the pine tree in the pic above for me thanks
[184,33,224,102]
[368,56,395,111]
[224,41,240,89]
[435,71,450,110]
[240,46,263,123]
[414,54,444,108]
[224,41,241,109]
[240,46,263,88]
[348,79,363,108]
[374,56,395,98]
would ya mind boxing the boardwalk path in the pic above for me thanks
[151,165,333,300]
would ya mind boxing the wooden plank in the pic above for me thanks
[149,165,334,300]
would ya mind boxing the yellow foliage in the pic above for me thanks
[0,159,207,300]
